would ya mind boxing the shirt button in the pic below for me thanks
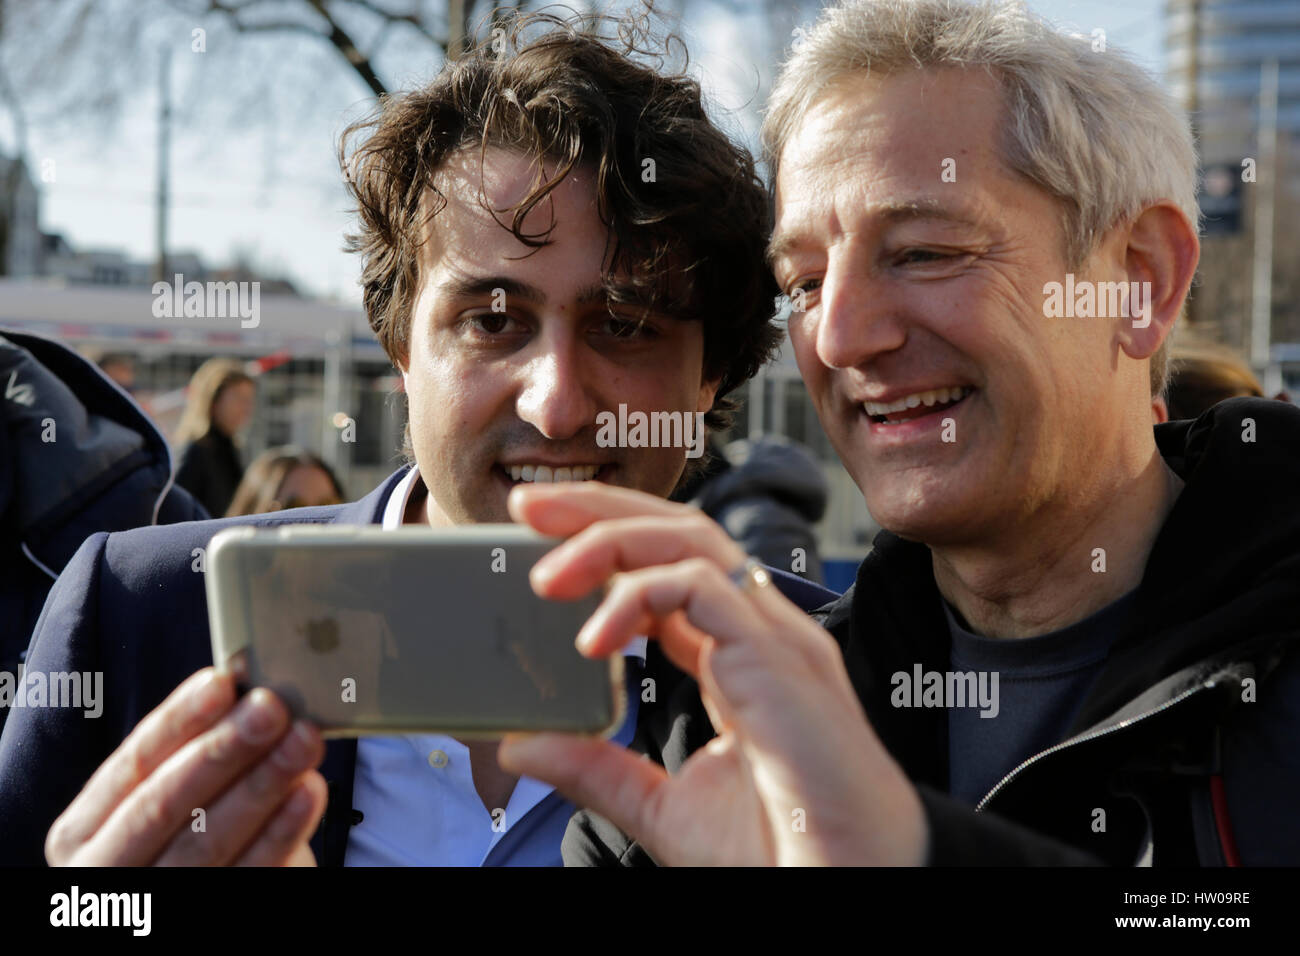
[427,749,449,769]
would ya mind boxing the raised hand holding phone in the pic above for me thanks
[498,481,928,866]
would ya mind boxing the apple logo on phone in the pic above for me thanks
[300,616,340,654]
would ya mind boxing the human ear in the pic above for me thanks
[1115,201,1199,363]
[696,374,722,415]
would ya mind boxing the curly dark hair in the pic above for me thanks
[338,5,780,432]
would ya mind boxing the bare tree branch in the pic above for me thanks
[198,0,388,95]
[203,0,326,37]
[306,0,388,96]
[346,0,444,49]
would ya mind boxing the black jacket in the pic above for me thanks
[563,397,1300,866]
[175,426,244,519]
[0,329,207,729]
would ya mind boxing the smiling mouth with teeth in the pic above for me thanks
[503,464,604,483]
[863,386,973,425]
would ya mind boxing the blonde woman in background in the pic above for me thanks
[173,357,256,518]
[226,447,346,517]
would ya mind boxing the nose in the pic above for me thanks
[515,327,599,441]
[813,254,907,370]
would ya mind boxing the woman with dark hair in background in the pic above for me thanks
[173,357,256,517]
[226,447,346,516]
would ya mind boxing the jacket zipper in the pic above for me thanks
[974,678,1222,812]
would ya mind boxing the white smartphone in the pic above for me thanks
[205,524,624,738]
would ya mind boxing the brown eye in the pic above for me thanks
[472,312,511,334]
[602,316,655,339]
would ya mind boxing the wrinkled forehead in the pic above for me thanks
[779,68,1007,191]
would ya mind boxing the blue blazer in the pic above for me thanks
[0,467,838,865]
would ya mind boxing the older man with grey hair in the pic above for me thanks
[500,0,1300,866]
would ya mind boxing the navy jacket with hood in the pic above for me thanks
[0,330,207,728]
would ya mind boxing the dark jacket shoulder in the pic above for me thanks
[0,329,208,708]
[0,470,405,866]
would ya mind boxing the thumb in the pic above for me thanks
[285,842,317,866]
[498,733,666,842]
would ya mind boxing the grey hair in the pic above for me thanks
[762,0,1200,397]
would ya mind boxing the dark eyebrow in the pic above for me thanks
[438,272,678,317]
[439,275,548,303]
[767,200,984,266]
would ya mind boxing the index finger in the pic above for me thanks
[529,514,747,601]
[507,481,688,537]
[49,667,236,852]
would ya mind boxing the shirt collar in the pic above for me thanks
[381,464,421,530]
[381,464,647,665]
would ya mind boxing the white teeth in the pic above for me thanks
[863,386,970,418]
[507,464,601,482]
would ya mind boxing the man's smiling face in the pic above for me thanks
[771,67,1130,547]
[399,146,718,525]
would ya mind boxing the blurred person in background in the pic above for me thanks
[173,358,256,518]
[672,434,827,583]
[0,330,207,732]
[226,447,346,517]
[1163,343,1277,421]
[94,353,137,394]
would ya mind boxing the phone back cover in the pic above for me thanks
[207,526,621,736]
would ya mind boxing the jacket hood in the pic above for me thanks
[691,436,828,522]
[0,328,178,576]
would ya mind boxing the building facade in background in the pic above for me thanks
[1165,0,1300,367]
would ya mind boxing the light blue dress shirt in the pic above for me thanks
[344,466,645,866]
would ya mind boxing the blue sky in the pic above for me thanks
[15,0,1168,304]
